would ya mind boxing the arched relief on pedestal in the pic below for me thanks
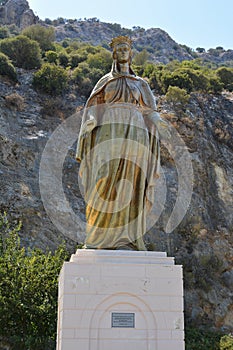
[87,292,158,350]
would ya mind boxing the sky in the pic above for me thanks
[28,0,233,50]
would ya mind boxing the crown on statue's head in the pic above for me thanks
[109,36,133,49]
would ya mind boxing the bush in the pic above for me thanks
[161,70,194,93]
[0,35,42,69]
[45,50,58,64]
[0,212,68,350]
[165,86,190,107]
[216,67,233,91]
[220,334,233,350]
[133,49,150,66]
[185,327,221,350]
[175,68,209,92]
[207,76,224,93]
[58,51,69,67]
[0,52,17,81]
[86,49,112,71]
[0,26,10,39]
[72,61,105,97]
[33,63,69,95]
[5,93,24,111]
[21,25,55,52]
[69,52,87,68]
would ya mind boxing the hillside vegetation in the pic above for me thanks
[0,24,233,99]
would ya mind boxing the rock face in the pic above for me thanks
[0,69,233,331]
[0,0,38,28]
[54,21,193,64]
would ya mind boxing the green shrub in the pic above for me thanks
[69,52,87,68]
[133,49,150,66]
[161,70,194,93]
[21,25,55,52]
[216,67,233,91]
[165,86,190,106]
[58,51,69,67]
[174,68,209,92]
[33,63,69,95]
[185,327,221,350]
[220,334,233,350]
[86,49,112,71]
[45,50,58,64]
[0,35,42,69]
[0,212,69,350]
[0,52,17,81]
[207,76,224,93]
[0,26,10,39]
[72,62,104,97]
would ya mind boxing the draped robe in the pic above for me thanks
[76,66,160,250]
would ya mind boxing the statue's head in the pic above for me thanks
[110,36,133,64]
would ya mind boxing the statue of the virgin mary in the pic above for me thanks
[76,36,167,250]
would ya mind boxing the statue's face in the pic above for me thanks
[115,43,131,63]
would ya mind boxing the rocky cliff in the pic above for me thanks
[0,69,232,331]
[0,0,38,28]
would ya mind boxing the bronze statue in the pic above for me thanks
[76,36,168,250]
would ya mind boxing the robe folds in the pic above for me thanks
[76,67,161,250]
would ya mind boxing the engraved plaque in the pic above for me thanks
[112,312,135,328]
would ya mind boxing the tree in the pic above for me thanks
[133,49,150,66]
[196,47,205,53]
[45,50,58,64]
[165,86,190,108]
[207,76,224,93]
[87,49,112,71]
[0,52,17,81]
[161,70,194,93]
[58,51,69,67]
[144,64,165,93]
[0,26,10,39]
[216,67,233,91]
[175,68,208,92]
[69,52,86,68]
[0,212,68,349]
[22,25,55,52]
[0,35,42,69]
[33,63,69,95]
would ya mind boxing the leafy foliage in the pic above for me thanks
[0,35,42,69]
[133,49,150,66]
[45,50,58,64]
[220,334,233,350]
[22,25,55,52]
[0,26,10,39]
[33,63,69,95]
[216,67,233,91]
[0,212,69,349]
[142,59,226,94]
[185,327,222,350]
[58,51,70,67]
[165,86,190,107]
[0,52,17,81]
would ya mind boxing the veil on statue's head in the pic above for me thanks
[109,36,136,76]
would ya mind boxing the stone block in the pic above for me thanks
[56,249,185,350]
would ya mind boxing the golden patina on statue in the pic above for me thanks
[76,36,168,250]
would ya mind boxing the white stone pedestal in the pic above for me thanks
[56,250,184,350]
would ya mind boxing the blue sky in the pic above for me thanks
[28,0,233,50]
